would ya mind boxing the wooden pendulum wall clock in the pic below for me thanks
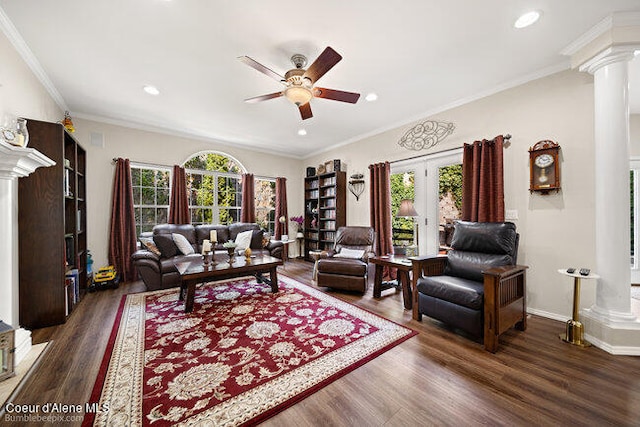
[529,140,561,194]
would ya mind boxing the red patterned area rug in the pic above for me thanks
[84,275,416,426]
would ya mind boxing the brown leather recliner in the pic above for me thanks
[316,226,376,293]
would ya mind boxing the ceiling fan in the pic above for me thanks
[238,46,360,120]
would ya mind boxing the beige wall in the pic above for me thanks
[305,69,597,320]
[0,31,62,124]
[72,119,303,267]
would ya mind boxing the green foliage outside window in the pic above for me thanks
[439,164,463,212]
[391,172,415,246]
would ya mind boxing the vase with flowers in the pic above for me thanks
[290,215,304,236]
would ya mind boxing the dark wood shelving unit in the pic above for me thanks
[18,119,87,329]
[303,171,346,261]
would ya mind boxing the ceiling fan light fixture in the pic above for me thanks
[284,85,313,106]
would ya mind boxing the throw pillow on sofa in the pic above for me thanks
[140,237,161,256]
[153,234,179,258]
[334,248,365,259]
[173,233,195,255]
[235,230,254,251]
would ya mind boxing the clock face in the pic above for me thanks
[534,153,554,168]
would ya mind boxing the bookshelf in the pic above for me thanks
[304,171,346,260]
[18,119,87,329]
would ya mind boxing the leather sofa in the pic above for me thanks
[411,221,527,352]
[132,223,283,291]
[316,226,376,293]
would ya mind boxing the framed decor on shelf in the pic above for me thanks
[324,161,334,173]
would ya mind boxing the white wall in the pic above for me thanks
[304,69,597,321]
[72,118,304,268]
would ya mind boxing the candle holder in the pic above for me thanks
[203,251,213,266]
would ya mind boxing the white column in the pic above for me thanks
[583,48,636,322]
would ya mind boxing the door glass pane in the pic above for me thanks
[390,171,415,254]
[438,164,463,252]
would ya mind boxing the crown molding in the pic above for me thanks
[0,6,68,111]
[561,11,640,57]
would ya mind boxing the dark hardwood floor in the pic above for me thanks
[5,260,640,426]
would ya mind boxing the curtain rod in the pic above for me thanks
[111,158,274,181]
[389,134,511,165]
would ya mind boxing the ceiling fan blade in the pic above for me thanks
[238,56,285,83]
[244,92,283,103]
[314,87,360,104]
[303,47,342,84]
[299,102,313,120]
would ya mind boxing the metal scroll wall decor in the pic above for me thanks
[398,120,455,151]
[348,173,365,201]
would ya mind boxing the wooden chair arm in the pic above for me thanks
[482,264,528,279]
[410,255,448,278]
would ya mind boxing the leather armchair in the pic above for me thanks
[411,221,527,352]
[316,226,376,293]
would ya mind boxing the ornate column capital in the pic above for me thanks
[579,46,636,75]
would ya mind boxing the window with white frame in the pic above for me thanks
[131,165,171,236]
[131,152,277,234]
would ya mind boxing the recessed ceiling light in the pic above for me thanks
[635,50,640,57]
[143,85,160,96]
[514,11,541,29]
[298,129,307,136]
[365,93,378,102]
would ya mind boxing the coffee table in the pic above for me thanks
[369,255,414,310]
[174,252,283,313]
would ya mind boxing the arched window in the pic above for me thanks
[183,152,276,232]
[183,151,246,225]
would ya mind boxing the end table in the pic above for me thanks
[557,268,599,347]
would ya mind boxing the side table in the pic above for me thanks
[369,255,413,310]
[557,268,600,347]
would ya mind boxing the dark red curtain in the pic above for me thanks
[462,135,505,222]
[369,162,396,280]
[240,173,256,223]
[109,158,137,283]
[275,177,288,240]
[168,165,190,224]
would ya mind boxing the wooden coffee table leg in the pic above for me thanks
[373,264,383,298]
[398,269,412,310]
[184,281,196,313]
[269,267,279,292]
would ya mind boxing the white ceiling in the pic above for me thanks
[1,1,639,158]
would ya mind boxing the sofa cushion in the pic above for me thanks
[450,221,517,257]
[444,250,513,282]
[228,222,259,241]
[417,275,484,310]
[154,234,179,258]
[173,233,195,255]
[317,258,367,276]
[235,229,254,251]
[195,224,230,247]
[251,229,265,249]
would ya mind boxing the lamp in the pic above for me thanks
[396,199,419,256]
